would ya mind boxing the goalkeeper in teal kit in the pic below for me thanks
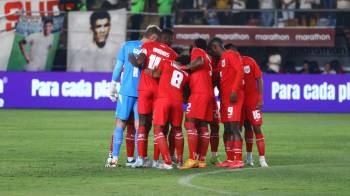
[105,25,161,168]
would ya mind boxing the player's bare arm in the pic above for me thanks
[19,39,30,63]
[128,53,146,68]
[181,56,203,71]
[256,77,264,110]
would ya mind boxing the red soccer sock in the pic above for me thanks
[153,140,160,161]
[168,126,176,157]
[210,122,219,153]
[126,125,135,157]
[198,126,210,161]
[109,134,114,153]
[255,133,265,156]
[224,133,235,161]
[233,140,243,161]
[245,130,254,153]
[154,127,171,165]
[137,125,147,158]
[185,122,198,160]
[173,127,184,163]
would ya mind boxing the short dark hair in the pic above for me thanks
[90,11,110,27]
[42,17,53,26]
[161,28,174,36]
[208,37,224,48]
[224,43,237,51]
[144,25,162,38]
[194,38,207,51]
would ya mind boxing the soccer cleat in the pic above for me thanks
[152,160,161,168]
[176,161,183,169]
[143,158,152,168]
[227,161,244,169]
[259,156,269,168]
[180,159,199,169]
[159,163,173,170]
[198,160,207,168]
[215,160,234,168]
[171,155,177,164]
[246,152,254,166]
[210,156,222,165]
[125,159,136,167]
[132,157,144,168]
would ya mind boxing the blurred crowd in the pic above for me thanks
[59,0,350,27]
[263,52,346,74]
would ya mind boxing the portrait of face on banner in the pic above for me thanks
[67,9,127,72]
[6,14,64,71]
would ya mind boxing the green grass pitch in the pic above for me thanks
[0,110,350,196]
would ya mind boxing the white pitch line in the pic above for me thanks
[177,163,324,195]
[178,169,242,195]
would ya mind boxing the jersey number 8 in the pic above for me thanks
[170,70,184,89]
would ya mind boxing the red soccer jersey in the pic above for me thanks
[157,60,189,102]
[189,48,213,95]
[138,41,178,91]
[218,50,244,97]
[242,56,262,100]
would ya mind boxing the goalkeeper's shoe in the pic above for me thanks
[198,160,207,168]
[180,159,199,169]
[210,156,222,165]
[105,157,118,168]
[259,156,269,168]
[125,159,136,167]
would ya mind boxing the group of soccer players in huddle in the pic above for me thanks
[105,24,269,169]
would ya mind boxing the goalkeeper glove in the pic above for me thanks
[108,81,118,102]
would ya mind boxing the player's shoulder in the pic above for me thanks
[191,47,205,54]
[242,56,255,63]
[125,40,142,46]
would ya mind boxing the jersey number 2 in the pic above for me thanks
[170,70,184,89]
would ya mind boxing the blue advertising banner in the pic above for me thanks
[0,72,349,112]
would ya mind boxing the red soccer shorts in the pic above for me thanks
[186,93,213,122]
[153,98,184,127]
[220,91,244,122]
[138,88,158,115]
[241,104,263,126]
[212,97,220,123]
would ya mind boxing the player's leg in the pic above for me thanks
[209,121,220,164]
[253,125,268,167]
[216,122,235,167]
[181,117,199,169]
[171,102,185,168]
[152,99,173,169]
[125,118,136,166]
[167,124,177,163]
[109,95,133,167]
[197,121,210,168]
[244,120,254,166]
[210,99,220,161]
[135,90,153,167]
